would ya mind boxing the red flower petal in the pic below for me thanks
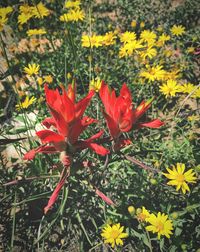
[95,188,115,205]
[36,130,65,143]
[42,117,56,129]
[44,172,68,214]
[75,90,94,119]
[137,119,164,128]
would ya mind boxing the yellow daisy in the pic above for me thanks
[16,96,36,111]
[60,9,85,22]
[170,25,185,36]
[140,30,157,45]
[102,31,117,46]
[119,39,144,57]
[101,223,128,248]
[81,34,103,48]
[137,207,150,222]
[44,75,53,83]
[89,77,102,92]
[120,31,136,43]
[140,65,166,82]
[65,0,81,9]
[146,212,173,239]
[24,63,40,76]
[18,4,34,25]
[159,80,181,97]
[139,46,157,60]
[31,2,50,19]
[157,33,170,46]
[26,28,46,36]
[163,163,197,194]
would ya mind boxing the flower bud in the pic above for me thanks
[128,206,135,216]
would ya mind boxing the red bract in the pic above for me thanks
[99,81,164,140]
[24,84,109,160]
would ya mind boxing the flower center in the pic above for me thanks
[111,230,120,239]
[176,174,185,183]
[156,221,164,232]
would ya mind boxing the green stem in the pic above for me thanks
[10,191,17,251]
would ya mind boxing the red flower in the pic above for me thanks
[24,84,109,160]
[99,81,164,140]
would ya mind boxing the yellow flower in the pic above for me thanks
[26,28,46,36]
[137,207,150,222]
[24,63,40,76]
[60,8,85,22]
[187,115,199,121]
[31,2,50,19]
[140,21,145,28]
[37,77,43,85]
[157,33,170,46]
[146,212,173,239]
[170,25,185,36]
[16,96,36,111]
[89,77,102,92]
[139,46,157,60]
[163,163,197,194]
[120,31,136,43]
[0,6,13,17]
[131,20,137,28]
[44,75,53,83]
[140,30,157,45]
[119,40,144,57]
[179,83,196,93]
[65,0,81,9]
[18,4,34,25]
[82,34,103,48]
[128,206,135,215]
[140,65,166,82]
[159,80,181,97]
[102,31,117,46]
[164,69,181,80]
[186,46,195,53]
[101,223,128,248]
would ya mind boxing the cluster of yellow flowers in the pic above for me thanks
[132,206,173,239]
[60,0,85,22]
[0,6,13,31]
[82,31,117,48]
[18,2,50,26]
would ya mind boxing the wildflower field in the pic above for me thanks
[0,0,200,251]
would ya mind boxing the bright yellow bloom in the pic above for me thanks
[140,21,145,28]
[37,77,43,85]
[82,34,103,48]
[26,28,46,36]
[139,46,157,60]
[101,223,128,248]
[179,83,196,93]
[137,207,150,222]
[159,80,181,97]
[157,33,170,46]
[170,25,185,36]
[187,115,199,121]
[16,96,36,111]
[163,163,197,194]
[18,4,34,25]
[119,40,144,57]
[186,46,195,53]
[0,7,13,31]
[120,31,136,43]
[140,65,166,82]
[65,0,81,9]
[60,8,85,22]
[24,63,40,76]
[102,31,117,46]
[44,75,53,83]
[32,2,50,19]
[140,30,157,45]
[146,212,173,239]
[164,69,181,80]
[131,20,137,28]
[89,77,102,92]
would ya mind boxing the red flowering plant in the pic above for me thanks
[99,81,164,150]
[24,84,111,214]
[23,81,164,214]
